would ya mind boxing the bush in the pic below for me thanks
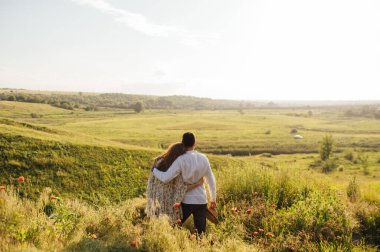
[344,149,354,161]
[134,101,145,113]
[347,177,360,202]
[321,159,337,173]
[30,113,43,118]
[351,202,380,246]
[319,134,334,161]
[272,192,354,243]
[357,152,369,175]
[7,95,16,101]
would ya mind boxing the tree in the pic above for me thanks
[319,134,334,161]
[7,95,16,101]
[134,101,145,113]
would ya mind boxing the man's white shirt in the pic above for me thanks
[153,150,216,204]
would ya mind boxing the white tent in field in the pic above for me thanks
[294,135,303,139]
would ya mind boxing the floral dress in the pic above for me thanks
[145,169,187,224]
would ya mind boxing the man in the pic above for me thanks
[152,132,217,235]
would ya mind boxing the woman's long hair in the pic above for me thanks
[154,142,186,171]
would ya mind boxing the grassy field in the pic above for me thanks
[0,100,379,251]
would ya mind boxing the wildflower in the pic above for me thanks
[129,241,139,247]
[246,208,252,214]
[175,209,179,213]
[176,219,182,225]
[253,231,259,236]
[17,176,25,183]
[272,204,276,209]
[266,232,274,237]
[253,191,258,196]
[50,195,57,200]
[231,207,238,213]
[0,185,5,190]
[173,202,181,208]
[190,234,196,240]
[264,241,269,247]
[258,228,264,232]
[89,233,97,239]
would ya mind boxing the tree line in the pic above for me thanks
[0,90,257,111]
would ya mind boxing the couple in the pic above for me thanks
[145,132,217,235]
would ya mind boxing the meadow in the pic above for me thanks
[0,99,379,251]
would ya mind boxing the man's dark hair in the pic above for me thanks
[182,132,195,147]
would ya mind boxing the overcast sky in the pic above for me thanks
[0,0,379,100]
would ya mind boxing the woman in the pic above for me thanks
[145,142,203,224]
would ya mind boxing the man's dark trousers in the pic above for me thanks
[181,203,207,234]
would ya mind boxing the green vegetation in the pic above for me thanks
[320,134,334,161]
[134,101,145,113]
[0,88,257,110]
[0,94,379,251]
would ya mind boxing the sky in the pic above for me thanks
[0,0,379,100]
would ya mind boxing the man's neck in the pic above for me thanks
[185,146,195,152]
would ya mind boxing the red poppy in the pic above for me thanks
[50,195,57,200]
[258,228,264,232]
[253,231,259,236]
[89,234,97,239]
[0,185,5,190]
[17,176,25,182]
[246,208,252,214]
[173,202,181,208]
[176,219,182,225]
[272,204,277,209]
[266,232,274,237]
[129,241,139,247]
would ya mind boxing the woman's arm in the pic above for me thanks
[186,178,204,192]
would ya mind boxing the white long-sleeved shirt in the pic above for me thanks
[153,150,216,204]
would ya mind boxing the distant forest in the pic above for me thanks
[0,89,379,119]
[0,89,259,111]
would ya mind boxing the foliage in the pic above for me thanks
[345,105,380,120]
[344,149,354,161]
[134,101,145,113]
[347,177,360,202]
[0,89,258,111]
[321,159,338,173]
[0,133,154,205]
[319,134,334,161]
[357,152,370,175]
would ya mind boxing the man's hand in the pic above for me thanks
[209,201,217,209]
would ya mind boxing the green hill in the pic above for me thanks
[0,100,379,251]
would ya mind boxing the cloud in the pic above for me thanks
[70,0,218,46]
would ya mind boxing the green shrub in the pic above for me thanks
[319,134,334,161]
[347,177,360,202]
[321,159,337,173]
[344,149,354,161]
[357,152,370,175]
[272,192,353,243]
[290,128,298,134]
[351,202,380,246]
